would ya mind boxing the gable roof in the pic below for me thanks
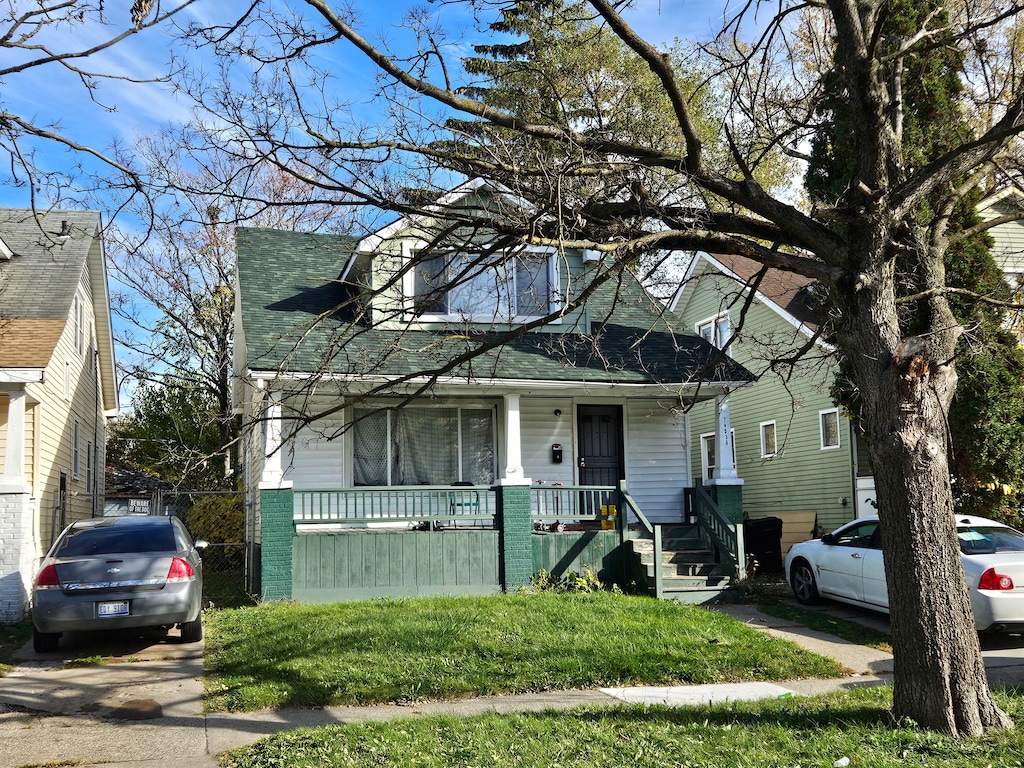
[0,208,118,409]
[235,227,752,392]
[673,252,822,341]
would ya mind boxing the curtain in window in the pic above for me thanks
[393,408,458,484]
[353,409,389,485]
[353,407,496,485]
[460,409,495,483]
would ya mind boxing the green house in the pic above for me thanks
[671,252,874,559]
[233,181,755,602]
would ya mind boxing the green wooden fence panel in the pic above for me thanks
[531,530,622,584]
[292,530,501,602]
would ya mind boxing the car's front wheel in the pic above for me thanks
[791,559,820,605]
[179,613,203,643]
[33,627,60,653]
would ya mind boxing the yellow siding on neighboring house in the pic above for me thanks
[28,278,106,547]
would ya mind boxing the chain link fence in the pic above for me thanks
[102,490,255,607]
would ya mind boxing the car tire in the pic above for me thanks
[791,559,820,605]
[33,628,60,653]
[179,613,203,643]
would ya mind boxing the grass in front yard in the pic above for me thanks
[219,686,1024,768]
[204,592,842,712]
[756,598,893,652]
[0,621,31,675]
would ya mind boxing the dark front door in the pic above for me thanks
[577,405,624,487]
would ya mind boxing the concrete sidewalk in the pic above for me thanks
[0,604,906,768]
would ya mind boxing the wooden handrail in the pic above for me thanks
[694,483,746,581]
[619,481,662,598]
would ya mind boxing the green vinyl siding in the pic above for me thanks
[677,262,855,534]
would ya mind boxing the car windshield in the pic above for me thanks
[957,526,1024,555]
[56,524,177,556]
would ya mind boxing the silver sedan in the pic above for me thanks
[785,514,1024,633]
[31,515,207,652]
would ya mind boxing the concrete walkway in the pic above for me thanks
[0,604,953,768]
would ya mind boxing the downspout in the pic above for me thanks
[92,348,100,517]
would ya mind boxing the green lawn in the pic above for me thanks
[203,592,842,712]
[219,687,1024,768]
[0,621,31,676]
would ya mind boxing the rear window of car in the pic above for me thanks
[56,524,178,556]
[958,526,1024,555]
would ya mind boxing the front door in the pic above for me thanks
[577,405,624,487]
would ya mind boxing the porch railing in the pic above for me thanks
[294,486,496,526]
[530,485,617,526]
[693,483,746,581]
[619,480,663,598]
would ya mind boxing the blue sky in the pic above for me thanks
[0,0,732,211]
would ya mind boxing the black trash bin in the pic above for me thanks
[743,516,784,574]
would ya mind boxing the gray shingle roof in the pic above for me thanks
[0,209,100,321]
[236,226,752,388]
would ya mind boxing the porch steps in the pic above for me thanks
[630,525,740,604]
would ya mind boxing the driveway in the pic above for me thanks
[0,627,213,768]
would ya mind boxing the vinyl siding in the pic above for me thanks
[287,422,346,489]
[984,202,1024,278]
[520,396,575,485]
[22,273,107,548]
[624,400,690,523]
[677,261,855,533]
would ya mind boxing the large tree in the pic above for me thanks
[176,0,1024,735]
[0,0,195,208]
[105,136,353,488]
[807,0,1024,520]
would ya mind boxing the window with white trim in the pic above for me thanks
[353,406,496,486]
[86,440,93,494]
[75,295,85,356]
[820,408,841,450]
[73,419,81,479]
[407,245,557,321]
[64,358,71,401]
[700,430,736,481]
[760,421,777,458]
[695,313,731,349]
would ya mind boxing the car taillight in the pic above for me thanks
[167,558,195,582]
[35,565,60,589]
[979,568,1014,591]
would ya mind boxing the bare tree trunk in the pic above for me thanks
[846,280,1013,736]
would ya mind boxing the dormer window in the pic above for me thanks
[406,244,556,322]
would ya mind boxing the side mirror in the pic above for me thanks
[820,533,837,545]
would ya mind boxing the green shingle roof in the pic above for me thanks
[236,226,751,388]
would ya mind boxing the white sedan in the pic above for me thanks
[784,515,1024,633]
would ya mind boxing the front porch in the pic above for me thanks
[260,481,746,603]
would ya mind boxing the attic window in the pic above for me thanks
[0,236,11,260]
[407,245,557,322]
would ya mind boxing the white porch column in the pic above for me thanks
[500,393,530,485]
[259,392,293,490]
[713,393,739,483]
[0,388,29,493]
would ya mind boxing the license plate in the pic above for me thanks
[97,600,129,617]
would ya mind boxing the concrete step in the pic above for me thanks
[639,561,724,579]
[660,584,744,605]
